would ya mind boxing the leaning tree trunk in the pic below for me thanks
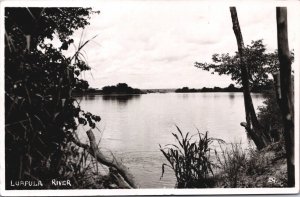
[276,7,295,187]
[229,7,270,150]
[71,130,139,188]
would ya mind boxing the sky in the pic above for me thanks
[64,1,300,89]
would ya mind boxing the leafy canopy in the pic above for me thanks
[195,40,293,87]
[5,8,100,188]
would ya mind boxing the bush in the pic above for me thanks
[246,147,270,176]
[160,126,224,188]
[215,143,285,188]
[215,143,247,188]
[257,89,283,142]
[5,8,101,189]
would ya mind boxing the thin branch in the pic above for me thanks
[70,130,138,188]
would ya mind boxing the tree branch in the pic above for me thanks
[71,130,138,188]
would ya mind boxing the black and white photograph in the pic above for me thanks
[1,0,299,195]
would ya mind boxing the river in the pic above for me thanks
[75,92,265,188]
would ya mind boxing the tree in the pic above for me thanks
[5,8,138,189]
[5,7,100,188]
[257,90,283,144]
[194,7,271,149]
[195,40,285,89]
[229,7,271,149]
[102,83,143,95]
[276,7,294,187]
[195,8,294,150]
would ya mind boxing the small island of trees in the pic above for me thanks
[102,83,144,94]
[73,83,145,95]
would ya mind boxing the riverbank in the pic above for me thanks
[215,141,287,188]
[80,140,288,189]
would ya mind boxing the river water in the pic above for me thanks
[75,92,265,188]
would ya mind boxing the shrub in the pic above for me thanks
[215,142,247,188]
[257,89,283,142]
[246,148,270,176]
[5,8,101,189]
[160,126,223,188]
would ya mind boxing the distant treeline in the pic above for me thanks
[73,83,145,95]
[74,83,272,95]
[102,83,144,94]
[175,84,272,93]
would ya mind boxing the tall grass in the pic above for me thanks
[160,126,287,188]
[215,142,247,188]
[214,142,285,188]
[160,126,224,188]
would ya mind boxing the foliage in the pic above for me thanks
[245,148,270,176]
[102,83,144,94]
[160,127,288,188]
[215,142,287,188]
[5,8,99,46]
[5,8,100,189]
[54,143,106,189]
[215,143,247,188]
[195,39,293,88]
[257,90,283,142]
[175,84,243,93]
[159,127,224,188]
[175,87,198,93]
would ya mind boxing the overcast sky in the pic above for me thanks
[66,1,299,89]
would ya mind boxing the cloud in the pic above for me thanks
[64,1,299,89]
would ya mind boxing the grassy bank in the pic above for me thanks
[160,127,288,188]
[215,141,287,187]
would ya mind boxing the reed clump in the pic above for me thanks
[160,126,224,188]
[214,142,248,187]
[160,127,288,188]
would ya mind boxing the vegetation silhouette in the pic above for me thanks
[5,8,138,189]
[163,7,294,188]
[102,83,144,95]
[160,127,224,188]
[175,84,242,93]
[102,94,141,104]
[195,37,294,150]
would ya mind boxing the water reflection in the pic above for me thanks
[82,94,97,100]
[77,92,265,188]
[101,94,141,104]
[251,93,265,99]
[229,93,235,99]
[180,93,189,99]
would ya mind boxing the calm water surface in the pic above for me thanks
[76,92,265,188]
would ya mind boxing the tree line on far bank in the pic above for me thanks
[77,82,272,95]
[74,83,145,95]
[175,83,272,93]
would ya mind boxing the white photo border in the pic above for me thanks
[0,0,299,196]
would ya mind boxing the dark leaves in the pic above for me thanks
[195,39,294,87]
[160,126,222,188]
[5,7,101,188]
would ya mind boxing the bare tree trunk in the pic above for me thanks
[230,7,270,150]
[109,167,133,188]
[276,7,294,187]
[72,130,139,188]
